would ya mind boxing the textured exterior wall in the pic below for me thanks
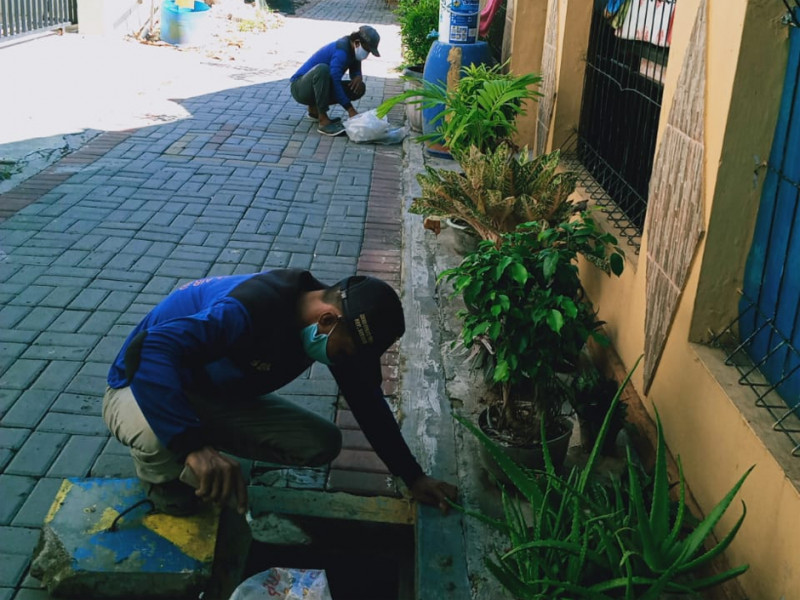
[539,0,800,597]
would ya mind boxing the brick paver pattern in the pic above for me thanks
[0,1,407,597]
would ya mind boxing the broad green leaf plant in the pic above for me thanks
[453,357,753,599]
[413,145,578,246]
[395,0,439,68]
[376,61,542,158]
[439,218,624,442]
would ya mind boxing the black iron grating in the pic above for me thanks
[711,292,800,457]
[563,0,673,251]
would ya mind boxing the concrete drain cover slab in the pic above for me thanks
[31,478,219,599]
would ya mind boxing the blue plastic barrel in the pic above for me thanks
[438,0,480,44]
[422,40,492,158]
[161,1,210,47]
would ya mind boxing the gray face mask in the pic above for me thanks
[355,45,369,61]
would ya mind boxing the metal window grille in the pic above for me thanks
[0,0,77,40]
[711,2,800,458]
[563,0,674,253]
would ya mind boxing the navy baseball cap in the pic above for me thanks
[337,275,404,355]
[358,25,381,57]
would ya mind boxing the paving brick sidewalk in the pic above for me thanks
[0,1,408,597]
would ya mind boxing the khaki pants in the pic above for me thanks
[102,386,342,484]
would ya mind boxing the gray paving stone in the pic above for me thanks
[89,448,136,479]
[0,526,40,557]
[98,437,129,458]
[28,361,83,392]
[0,449,12,470]
[0,475,35,525]
[77,250,114,269]
[91,278,144,293]
[0,361,48,391]
[0,587,12,600]
[90,452,136,479]
[11,478,64,528]
[77,311,119,335]
[69,233,107,252]
[51,250,90,268]
[6,287,55,308]
[48,310,91,333]
[68,288,109,311]
[0,554,28,587]
[0,262,20,284]
[97,290,137,313]
[0,428,30,450]
[95,237,129,254]
[0,306,32,330]
[204,263,238,277]
[85,335,126,364]
[5,432,67,476]
[0,342,26,361]
[38,413,107,436]
[141,276,178,295]
[0,390,57,427]
[14,308,61,332]
[0,390,21,419]
[103,253,138,271]
[47,435,106,478]
[51,393,102,416]
[131,255,165,274]
[64,373,106,397]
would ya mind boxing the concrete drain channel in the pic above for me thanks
[31,478,416,600]
[243,487,416,600]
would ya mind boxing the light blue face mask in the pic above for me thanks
[300,322,335,366]
[355,45,369,61]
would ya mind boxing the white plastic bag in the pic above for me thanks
[228,568,332,600]
[344,109,406,144]
[343,109,389,142]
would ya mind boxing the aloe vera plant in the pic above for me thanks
[454,358,753,599]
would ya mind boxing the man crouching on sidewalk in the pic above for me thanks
[289,25,381,137]
[103,269,457,516]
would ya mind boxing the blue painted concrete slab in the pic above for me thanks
[31,478,218,598]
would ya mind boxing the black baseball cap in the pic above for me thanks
[337,275,404,355]
[358,25,381,57]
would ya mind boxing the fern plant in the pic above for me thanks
[377,61,542,158]
[412,144,578,246]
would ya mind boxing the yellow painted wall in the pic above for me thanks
[534,0,800,597]
[507,0,549,148]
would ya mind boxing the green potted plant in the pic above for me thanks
[377,61,542,158]
[453,359,753,599]
[439,216,625,471]
[412,144,579,247]
[396,0,439,72]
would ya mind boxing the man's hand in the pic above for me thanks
[410,475,458,514]
[348,75,363,93]
[184,446,248,515]
[347,106,359,118]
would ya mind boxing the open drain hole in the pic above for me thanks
[243,516,414,600]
